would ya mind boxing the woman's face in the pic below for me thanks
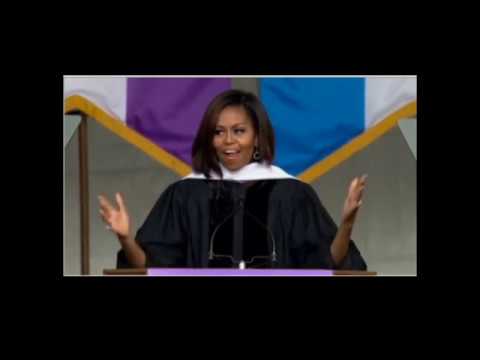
[213,105,257,171]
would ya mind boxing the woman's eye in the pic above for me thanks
[214,129,223,135]
[234,128,246,134]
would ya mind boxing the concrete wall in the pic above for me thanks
[64,117,180,275]
[310,125,416,275]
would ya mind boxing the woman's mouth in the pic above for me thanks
[223,149,240,160]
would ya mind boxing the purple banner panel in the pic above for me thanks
[127,78,231,165]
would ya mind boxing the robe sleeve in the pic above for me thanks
[289,183,367,270]
[116,182,188,268]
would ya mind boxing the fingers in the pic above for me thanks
[359,174,368,187]
[347,174,367,206]
[115,192,127,213]
[348,179,361,198]
[98,194,115,213]
[99,209,112,228]
[353,174,367,195]
[349,177,358,194]
[357,184,367,203]
[99,195,116,231]
[352,174,367,189]
[99,208,108,222]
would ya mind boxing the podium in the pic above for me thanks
[103,268,377,276]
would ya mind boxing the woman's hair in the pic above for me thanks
[191,89,275,178]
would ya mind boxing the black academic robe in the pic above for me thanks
[117,179,367,270]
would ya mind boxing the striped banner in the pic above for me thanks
[64,76,416,181]
[260,77,416,180]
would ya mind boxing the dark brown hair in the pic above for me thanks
[191,89,275,178]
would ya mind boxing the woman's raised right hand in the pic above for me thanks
[98,192,131,239]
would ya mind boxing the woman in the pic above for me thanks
[98,89,367,269]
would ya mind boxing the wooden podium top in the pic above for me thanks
[103,268,377,276]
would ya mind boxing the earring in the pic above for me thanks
[253,147,261,161]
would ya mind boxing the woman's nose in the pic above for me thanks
[224,130,234,144]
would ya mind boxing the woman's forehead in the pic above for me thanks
[216,106,253,127]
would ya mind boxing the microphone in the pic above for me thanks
[243,208,277,263]
[208,183,277,267]
[208,190,244,261]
